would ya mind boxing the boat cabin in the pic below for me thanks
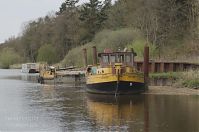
[21,63,38,73]
[39,65,56,79]
[98,51,136,67]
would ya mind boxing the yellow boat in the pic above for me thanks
[37,64,85,84]
[85,47,146,94]
[37,65,56,84]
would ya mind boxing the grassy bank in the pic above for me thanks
[179,70,199,89]
[150,72,180,79]
[150,70,199,89]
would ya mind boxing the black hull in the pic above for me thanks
[86,81,145,95]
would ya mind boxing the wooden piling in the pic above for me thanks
[92,46,97,65]
[83,48,88,68]
[143,45,149,90]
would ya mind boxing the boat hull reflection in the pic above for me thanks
[86,94,145,129]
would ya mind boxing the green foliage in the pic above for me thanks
[79,0,111,41]
[150,72,180,79]
[62,28,143,66]
[61,43,94,67]
[1,0,199,65]
[0,48,21,69]
[57,0,79,15]
[106,0,199,50]
[127,40,157,59]
[182,79,199,89]
[180,70,199,88]
[93,28,140,51]
[37,44,58,64]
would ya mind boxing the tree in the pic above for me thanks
[57,0,79,15]
[37,44,58,64]
[0,48,21,69]
[53,4,81,58]
[79,0,111,42]
[100,0,112,25]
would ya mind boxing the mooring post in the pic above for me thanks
[83,48,88,68]
[92,46,97,65]
[144,44,149,90]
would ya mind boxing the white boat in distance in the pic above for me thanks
[21,63,39,73]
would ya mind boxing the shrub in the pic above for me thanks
[61,43,94,67]
[37,44,58,64]
[93,28,141,52]
[127,39,157,59]
[180,70,199,88]
[0,48,21,69]
[182,79,199,88]
[62,28,146,66]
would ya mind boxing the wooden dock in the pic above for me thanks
[56,70,85,76]
[135,61,199,73]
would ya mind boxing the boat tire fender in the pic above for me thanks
[38,77,44,84]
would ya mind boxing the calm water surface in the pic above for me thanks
[0,69,198,132]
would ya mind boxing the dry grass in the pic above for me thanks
[181,70,199,80]
[178,70,199,89]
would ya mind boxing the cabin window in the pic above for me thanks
[117,55,124,63]
[131,54,134,63]
[102,55,109,63]
[110,55,116,63]
[126,54,131,63]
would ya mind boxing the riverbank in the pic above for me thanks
[146,86,199,95]
[150,70,199,89]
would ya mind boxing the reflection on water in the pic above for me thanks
[0,69,198,132]
[21,73,38,83]
[86,94,199,132]
[147,95,199,132]
[86,94,146,131]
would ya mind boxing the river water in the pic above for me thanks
[0,69,198,132]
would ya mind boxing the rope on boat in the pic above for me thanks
[115,69,120,97]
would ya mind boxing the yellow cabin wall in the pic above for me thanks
[86,66,144,84]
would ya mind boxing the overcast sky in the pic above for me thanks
[0,0,91,43]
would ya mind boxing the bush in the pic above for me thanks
[0,48,21,69]
[93,28,141,52]
[61,43,94,67]
[62,28,146,66]
[180,70,199,88]
[37,44,58,64]
[149,72,180,79]
[182,79,199,88]
[127,39,157,59]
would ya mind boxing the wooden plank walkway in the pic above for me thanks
[56,70,85,76]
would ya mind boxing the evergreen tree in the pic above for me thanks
[100,0,112,25]
[57,0,79,15]
[79,0,111,42]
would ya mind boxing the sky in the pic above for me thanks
[0,0,90,43]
